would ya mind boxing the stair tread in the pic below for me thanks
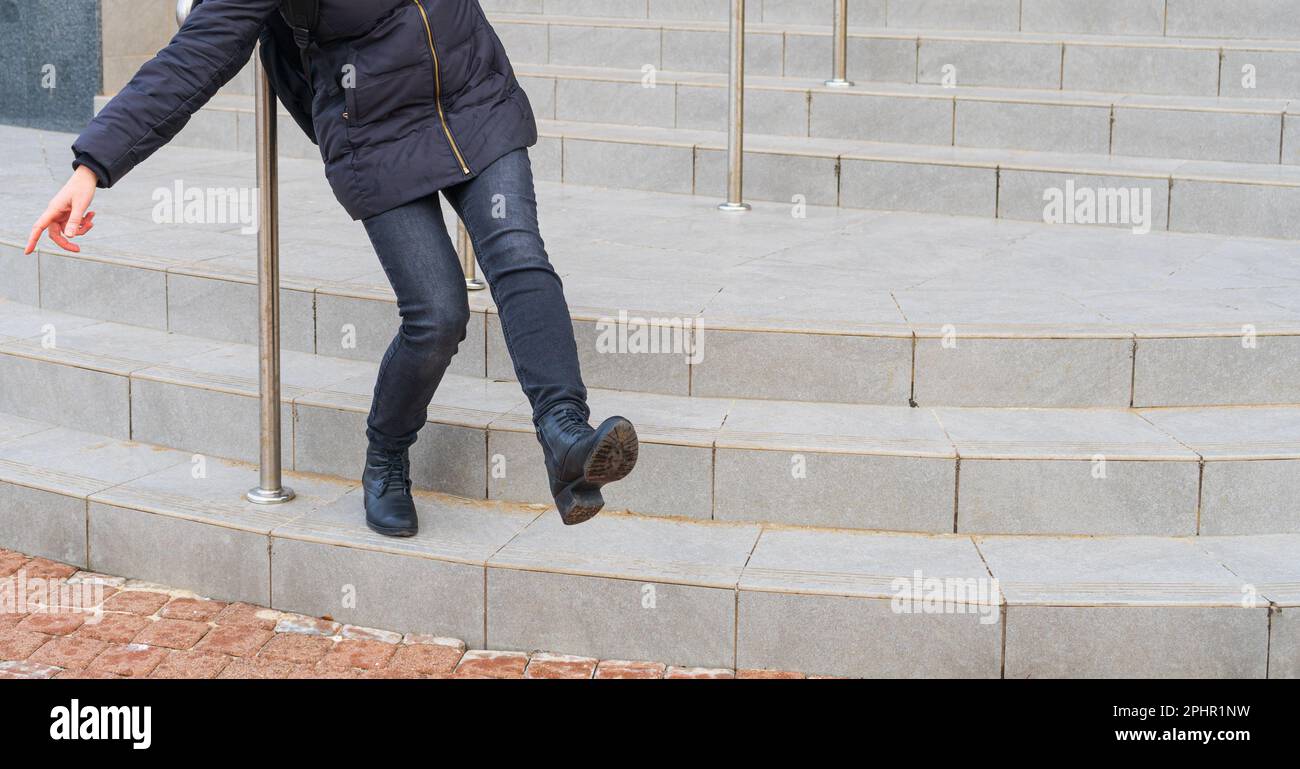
[182,93,1300,184]
[0,410,1295,605]
[513,62,1298,113]
[539,118,1300,185]
[6,126,1300,342]
[2,301,1298,460]
[193,66,1298,114]
[491,12,1300,52]
[973,535,1298,606]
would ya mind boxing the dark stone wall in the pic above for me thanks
[0,0,102,132]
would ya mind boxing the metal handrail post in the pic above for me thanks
[246,46,295,505]
[457,219,487,291]
[174,1,293,504]
[825,0,853,88]
[718,0,749,212]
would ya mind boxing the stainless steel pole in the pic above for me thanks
[718,0,750,212]
[173,1,292,504]
[457,219,487,291]
[825,0,853,88]
[246,47,295,505]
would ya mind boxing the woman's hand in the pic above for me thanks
[25,165,99,254]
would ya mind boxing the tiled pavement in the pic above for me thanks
[0,548,811,680]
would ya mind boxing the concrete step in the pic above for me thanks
[514,65,1299,165]
[202,66,1300,166]
[0,410,1292,676]
[488,13,1300,99]
[482,0,1300,42]
[10,211,1300,412]
[121,94,1300,239]
[1,302,1298,535]
[536,119,1300,239]
[6,126,1300,410]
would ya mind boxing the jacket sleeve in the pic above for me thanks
[72,0,283,187]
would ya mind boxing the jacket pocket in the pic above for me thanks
[342,4,438,145]
[351,60,434,126]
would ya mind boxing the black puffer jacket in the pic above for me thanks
[73,0,537,220]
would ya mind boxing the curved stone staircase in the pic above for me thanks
[2,0,1298,677]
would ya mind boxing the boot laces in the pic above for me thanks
[378,452,410,495]
[553,409,590,436]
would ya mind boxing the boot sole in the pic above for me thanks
[584,417,640,485]
[365,519,418,538]
[555,417,640,526]
[554,482,605,526]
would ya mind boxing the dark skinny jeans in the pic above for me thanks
[361,148,588,452]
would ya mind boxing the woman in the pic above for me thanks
[24,0,639,536]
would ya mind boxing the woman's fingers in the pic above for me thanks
[24,226,42,255]
[64,188,93,238]
[26,208,96,254]
[28,167,100,254]
[45,220,77,253]
[24,206,60,254]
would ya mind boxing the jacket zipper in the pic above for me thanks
[410,0,471,175]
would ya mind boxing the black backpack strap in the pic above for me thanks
[279,0,319,49]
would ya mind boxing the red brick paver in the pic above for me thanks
[0,550,28,577]
[737,669,806,679]
[217,657,316,679]
[195,625,272,658]
[151,649,231,679]
[159,598,228,622]
[102,590,170,616]
[29,636,108,670]
[213,602,279,630]
[593,660,668,679]
[259,633,333,665]
[17,612,84,636]
[88,644,169,678]
[318,639,397,671]
[21,558,77,580]
[78,613,147,644]
[386,641,463,677]
[525,652,598,679]
[134,618,210,650]
[55,669,126,679]
[0,550,820,680]
[454,650,530,679]
[0,629,50,660]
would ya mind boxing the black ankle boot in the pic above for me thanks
[535,407,639,525]
[362,445,418,537]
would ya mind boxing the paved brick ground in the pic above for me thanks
[0,549,813,680]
